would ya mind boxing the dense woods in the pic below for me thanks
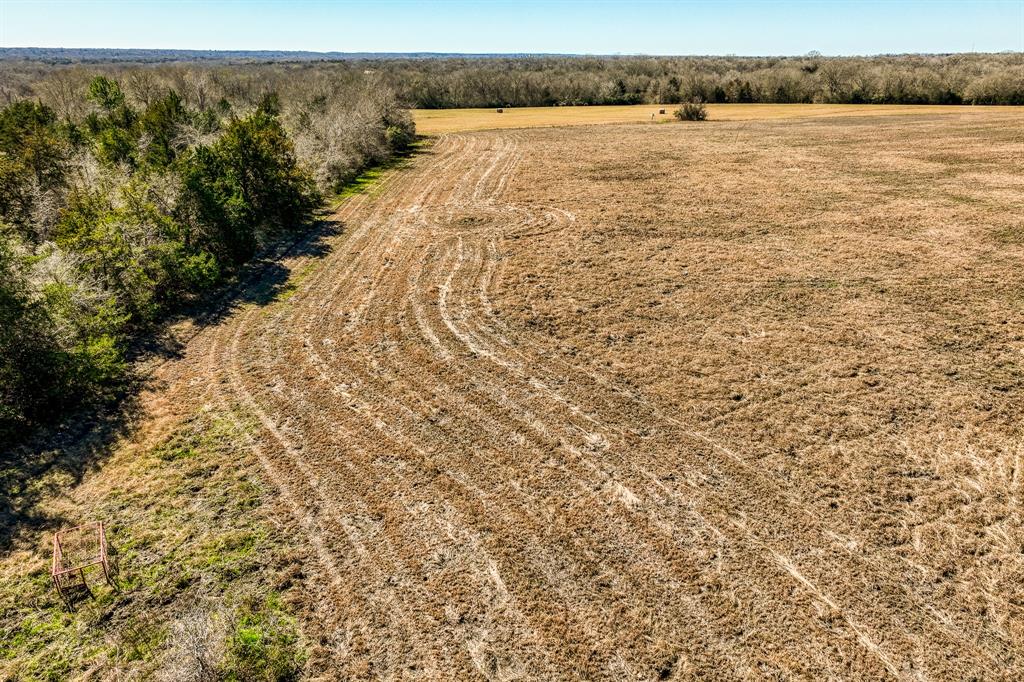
[379,53,1024,106]
[3,52,1023,110]
[0,67,414,440]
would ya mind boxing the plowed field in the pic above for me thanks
[140,109,1024,679]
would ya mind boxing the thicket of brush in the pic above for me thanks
[0,68,414,441]
[370,53,1024,107]
[675,100,708,121]
[4,53,1024,113]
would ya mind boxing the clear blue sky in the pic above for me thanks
[1,1,1022,55]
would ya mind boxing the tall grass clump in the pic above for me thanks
[675,100,708,121]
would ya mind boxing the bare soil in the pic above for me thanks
[5,109,1024,679]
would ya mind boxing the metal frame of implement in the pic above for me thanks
[51,521,117,609]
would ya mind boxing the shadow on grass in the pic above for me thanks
[0,139,430,554]
[332,136,430,202]
[0,218,341,554]
[138,218,342,364]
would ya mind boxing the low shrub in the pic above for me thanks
[675,100,708,122]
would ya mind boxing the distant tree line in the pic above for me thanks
[4,53,1024,113]
[0,67,414,441]
[376,53,1024,107]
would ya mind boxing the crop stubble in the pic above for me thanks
[147,109,1024,679]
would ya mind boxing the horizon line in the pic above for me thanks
[3,47,1022,59]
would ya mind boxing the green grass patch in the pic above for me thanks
[334,166,388,200]
[0,408,307,680]
[330,137,430,204]
[221,593,305,682]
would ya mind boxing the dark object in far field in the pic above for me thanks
[52,521,118,610]
[497,108,504,113]
[659,109,666,114]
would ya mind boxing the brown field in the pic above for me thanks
[5,108,1024,678]
[412,103,990,134]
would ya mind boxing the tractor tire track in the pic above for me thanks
[151,130,1014,679]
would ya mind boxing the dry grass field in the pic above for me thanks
[4,107,1024,679]
[412,103,982,134]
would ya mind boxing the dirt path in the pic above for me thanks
[146,127,1017,680]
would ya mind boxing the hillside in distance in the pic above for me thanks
[0,47,565,63]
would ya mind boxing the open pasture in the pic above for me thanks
[411,102,989,134]
[5,106,1024,679]
[158,107,1024,677]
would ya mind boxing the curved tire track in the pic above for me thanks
[154,131,1014,680]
